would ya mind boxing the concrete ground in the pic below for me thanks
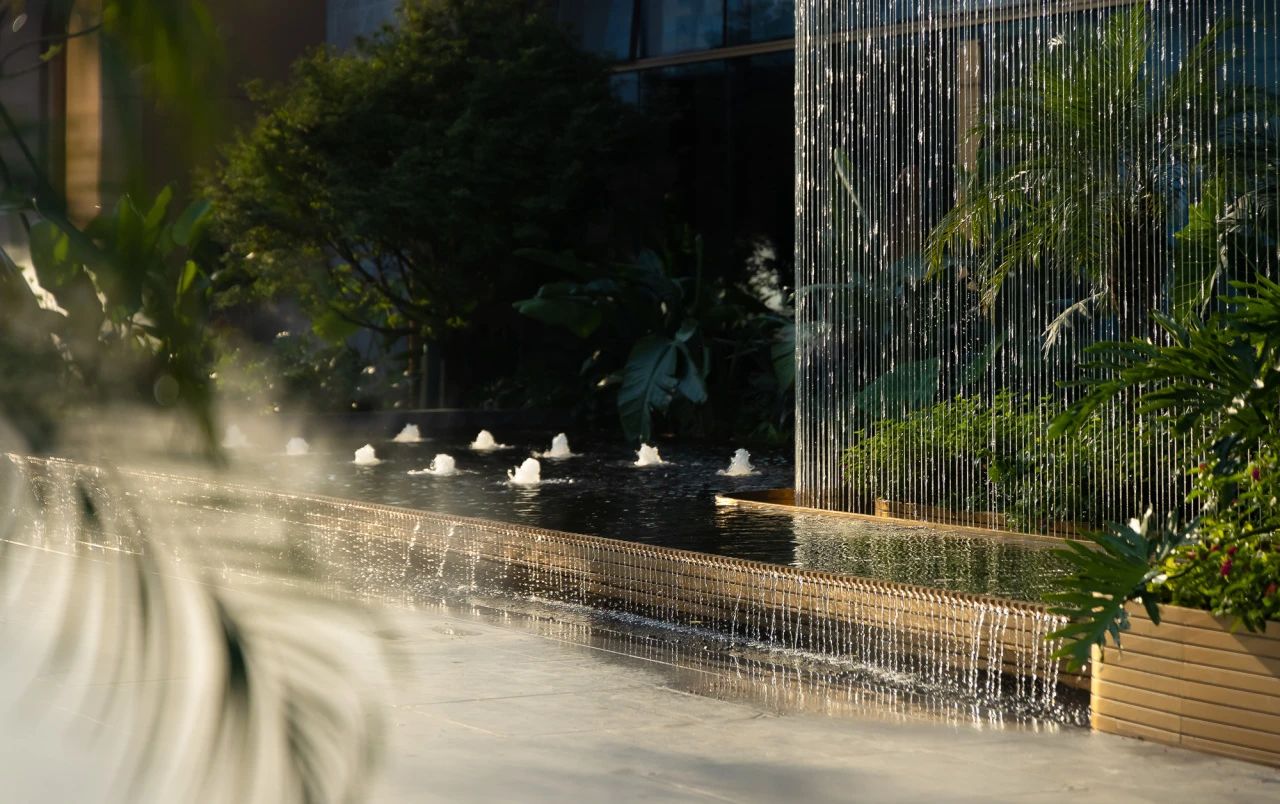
[371,603,1280,804]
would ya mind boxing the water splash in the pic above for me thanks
[352,445,381,466]
[392,424,421,443]
[409,454,457,477]
[718,449,757,477]
[507,457,541,486]
[222,425,249,450]
[285,437,310,456]
[469,430,509,451]
[634,444,665,466]
[536,433,573,459]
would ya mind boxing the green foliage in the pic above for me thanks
[1048,278,1280,665]
[925,7,1262,340]
[821,148,952,414]
[205,0,639,374]
[0,2,222,451]
[213,330,405,414]
[1046,512,1197,670]
[1052,276,1280,472]
[2,188,216,448]
[1,6,390,799]
[843,391,1140,531]
[1161,451,1280,632]
[514,234,792,443]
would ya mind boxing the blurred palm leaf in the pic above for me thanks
[1,442,388,802]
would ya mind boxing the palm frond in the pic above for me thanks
[0,435,388,803]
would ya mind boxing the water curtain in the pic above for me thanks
[795,0,1278,531]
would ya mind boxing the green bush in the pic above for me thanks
[1159,449,1280,631]
[205,0,648,404]
[1047,277,1280,668]
[513,233,793,443]
[213,330,407,413]
[842,391,1143,531]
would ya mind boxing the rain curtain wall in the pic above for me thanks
[795,1,1279,530]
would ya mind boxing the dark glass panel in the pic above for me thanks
[637,0,725,57]
[556,0,634,60]
[727,0,794,44]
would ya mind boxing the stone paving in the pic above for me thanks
[370,604,1280,803]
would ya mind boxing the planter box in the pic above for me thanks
[1091,602,1280,767]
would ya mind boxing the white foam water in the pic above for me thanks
[409,454,457,476]
[353,445,381,465]
[718,449,757,476]
[470,430,510,451]
[634,444,665,466]
[393,424,422,443]
[507,457,541,485]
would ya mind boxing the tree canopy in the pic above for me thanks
[206,0,641,357]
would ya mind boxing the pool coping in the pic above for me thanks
[715,488,1076,549]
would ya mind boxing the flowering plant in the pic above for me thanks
[1158,450,1280,632]
[1046,277,1280,668]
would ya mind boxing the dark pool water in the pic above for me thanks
[237,429,1068,602]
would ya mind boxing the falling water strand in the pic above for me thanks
[794,0,1275,530]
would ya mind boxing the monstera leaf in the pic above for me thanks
[617,322,707,442]
[851,358,939,419]
[1045,511,1196,670]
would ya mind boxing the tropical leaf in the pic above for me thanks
[924,5,1241,334]
[851,358,939,419]
[512,282,603,338]
[1046,510,1197,670]
[616,330,709,442]
[1171,178,1226,322]
[0,445,388,802]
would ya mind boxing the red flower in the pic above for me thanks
[1252,466,1262,482]
[1221,560,1233,577]
[1197,462,1208,474]
[1210,544,1221,553]
[1266,583,1277,599]
[1228,545,1238,557]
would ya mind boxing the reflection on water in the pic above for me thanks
[241,431,1068,601]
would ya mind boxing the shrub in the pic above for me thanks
[205,0,648,403]
[1047,278,1280,668]
[842,391,1147,531]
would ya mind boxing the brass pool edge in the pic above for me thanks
[715,488,1077,549]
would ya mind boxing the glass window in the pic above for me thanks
[727,1,794,44]
[610,72,641,105]
[637,0,725,58]
[556,0,634,61]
